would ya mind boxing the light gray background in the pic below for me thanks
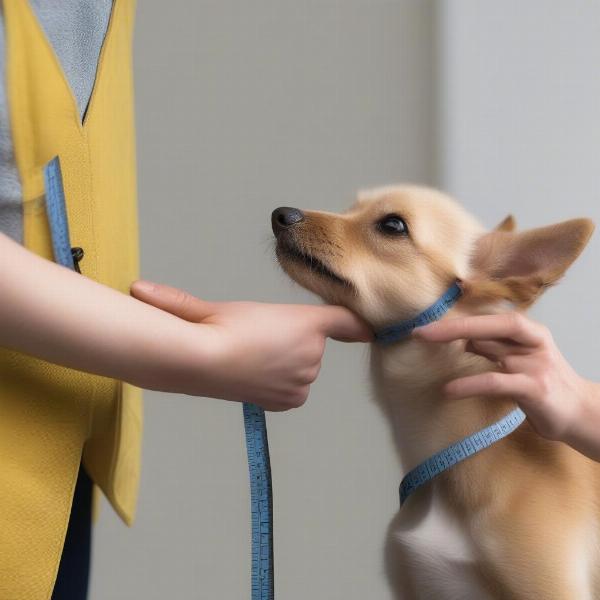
[89,2,599,598]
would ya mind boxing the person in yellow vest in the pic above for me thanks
[1,2,600,600]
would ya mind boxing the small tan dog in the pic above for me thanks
[271,185,597,599]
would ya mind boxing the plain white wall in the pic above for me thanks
[89,2,436,599]
[438,0,600,384]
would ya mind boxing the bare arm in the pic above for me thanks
[0,231,199,388]
[0,232,371,410]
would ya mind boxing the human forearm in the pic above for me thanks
[0,232,196,388]
[0,233,371,410]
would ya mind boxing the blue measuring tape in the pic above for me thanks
[243,403,274,600]
[399,406,526,505]
[373,280,527,506]
[44,156,77,270]
[375,280,463,344]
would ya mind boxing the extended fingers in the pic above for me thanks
[465,339,532,363]
[412,312,547,347]
[465,339,505,362]
[443,371,536,401]
[316,305,374,342]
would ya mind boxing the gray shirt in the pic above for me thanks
[0,0,113,243]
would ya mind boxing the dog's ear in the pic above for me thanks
[494,214,516,232]
[462,218,594,307]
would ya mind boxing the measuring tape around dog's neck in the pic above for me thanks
[374,280,463,344]
[374,280,527,506]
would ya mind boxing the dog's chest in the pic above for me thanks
[391,491,493,600]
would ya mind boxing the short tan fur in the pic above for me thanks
[274,185,597,599]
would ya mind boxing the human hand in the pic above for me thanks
[412,312,600,460]
[130,280,372,411]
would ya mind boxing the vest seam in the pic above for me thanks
[80,0,119,129]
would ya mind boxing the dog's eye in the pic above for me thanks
[377,215,408,236]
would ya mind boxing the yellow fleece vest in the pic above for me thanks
[0,1,142,597]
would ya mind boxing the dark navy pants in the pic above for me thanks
[51,463,93,600]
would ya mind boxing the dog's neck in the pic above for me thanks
[370,304,517,472]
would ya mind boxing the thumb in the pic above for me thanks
[316,305,373,343]
[130,280,215,322]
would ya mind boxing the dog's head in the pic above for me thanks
[272,185,594,328]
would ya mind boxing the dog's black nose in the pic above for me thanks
[271,207,304,234]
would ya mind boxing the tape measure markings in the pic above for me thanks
[243,402,274,599]
[44,156,76,270]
